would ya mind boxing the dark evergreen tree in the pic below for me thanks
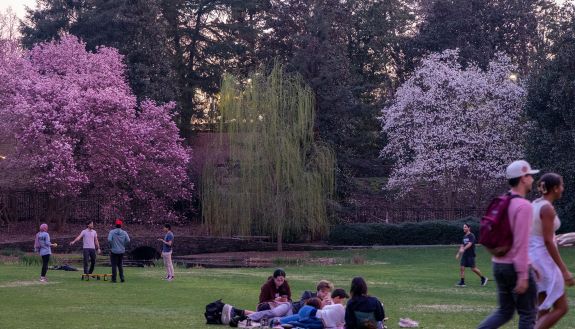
[159,0,269,135]
[21,0,178,106]
[525,8,575,231]
[404,0,554,76]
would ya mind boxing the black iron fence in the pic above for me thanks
[347,206,483,224]
[0,190,111,224]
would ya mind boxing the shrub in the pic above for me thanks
[0,248,25,257]
[328,217,480,245]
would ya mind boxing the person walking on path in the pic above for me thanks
[477,160,539,329]
[456,223,488,287]
[70,221,101,275]
[529,173,574,329]
[34,223,58,282]
[157,223,175,281]
[107,219,130,283]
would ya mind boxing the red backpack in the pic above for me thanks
[479,193,522,257]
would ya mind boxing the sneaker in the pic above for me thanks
[39,277,47,282]
[481,277,489,286]
[456,281,466,287]
[167,276,173,281]
[229,315,246,327]
[221,304,233,325]
[399,318,419,328]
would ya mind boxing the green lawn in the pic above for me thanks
[2,246,575,328]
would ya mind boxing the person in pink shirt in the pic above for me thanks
[477,160,539,329]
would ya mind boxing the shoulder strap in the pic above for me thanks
[505,191,523,200]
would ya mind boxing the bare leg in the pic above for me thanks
[535,293,568,329]
[471,267,484,278]
[460,266,465,279]
[536,292,549,321]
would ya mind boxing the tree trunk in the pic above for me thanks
[276,226,283,252]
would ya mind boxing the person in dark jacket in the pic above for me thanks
[224,268,292,326]
[345,277,385,329]
[107,219,130,283]
[258,268,292,305]
[292,279,334,313]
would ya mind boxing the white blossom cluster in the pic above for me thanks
[381,49,529,196]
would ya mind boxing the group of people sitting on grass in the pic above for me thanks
[219,268,386,329]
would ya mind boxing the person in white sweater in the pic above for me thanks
[316,288,349,329]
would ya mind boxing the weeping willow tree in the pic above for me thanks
[202,64,335,251]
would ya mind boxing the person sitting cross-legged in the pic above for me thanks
[345,277,385,329]
[224,268,292,327]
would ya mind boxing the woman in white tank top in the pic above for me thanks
[528,173,574,329]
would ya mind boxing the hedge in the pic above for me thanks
[328,217,480,245]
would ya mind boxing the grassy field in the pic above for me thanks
[2,246,575,329]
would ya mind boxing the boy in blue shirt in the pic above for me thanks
[158,224,174,281]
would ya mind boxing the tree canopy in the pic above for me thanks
[0,36,192,223]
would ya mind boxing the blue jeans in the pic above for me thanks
[477,263,537,329]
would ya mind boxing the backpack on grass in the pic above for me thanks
[479,193,522,257]
[204,299,225,324]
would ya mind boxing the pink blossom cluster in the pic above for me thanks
[0,36,192,221]
[381,49,528,195]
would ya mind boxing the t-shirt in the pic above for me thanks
[316,303,345,329]
[80,229,98,249]
[162,232,174,252]
[462,233,476,258]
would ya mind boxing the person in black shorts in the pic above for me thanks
[455,223,488,287]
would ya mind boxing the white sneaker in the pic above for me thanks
[399,318,419,328]
[221,304,232,325]
[39,277,47,282]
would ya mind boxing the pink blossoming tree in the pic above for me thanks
[381,50,528,206]
[0,36,191,225]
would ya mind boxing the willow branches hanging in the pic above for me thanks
[202,63,335,245]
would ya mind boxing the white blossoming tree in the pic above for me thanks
[381,49,529,206]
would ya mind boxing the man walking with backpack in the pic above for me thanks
[478,160,539,329]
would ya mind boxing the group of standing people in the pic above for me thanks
[472,160,574,329]
[34,220,175,284]
[221,268,386,329]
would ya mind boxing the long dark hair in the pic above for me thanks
[350,276,368,298]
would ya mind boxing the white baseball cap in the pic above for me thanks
[505,160,540,179]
